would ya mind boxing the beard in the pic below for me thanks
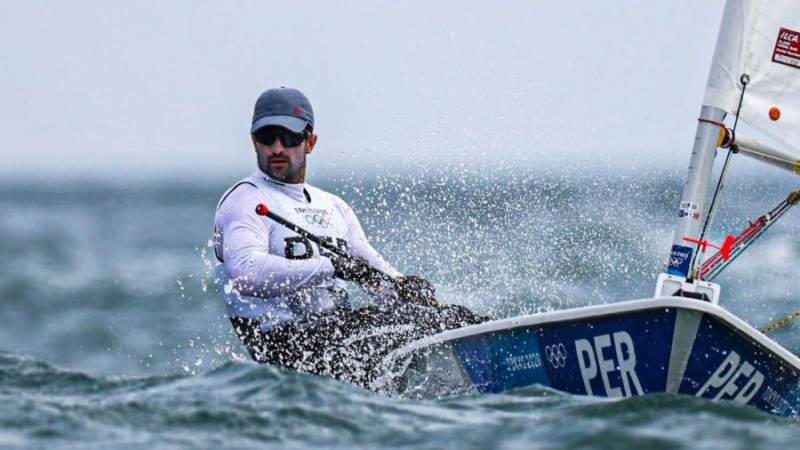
[258,153,306,183]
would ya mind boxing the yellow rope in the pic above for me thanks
[762,310,800,334]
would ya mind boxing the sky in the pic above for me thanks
[0,1,728,178]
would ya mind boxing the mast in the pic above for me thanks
[661,0,800,295]
[666,106,726,279]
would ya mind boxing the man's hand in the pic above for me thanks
[397,275,438,306]
[329,255,377,285]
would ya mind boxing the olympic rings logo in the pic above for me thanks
[304,213,331,228]
[544,343,567,368]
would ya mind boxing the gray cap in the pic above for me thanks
[250,87,314,134]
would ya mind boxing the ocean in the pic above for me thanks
[2,163,799,449]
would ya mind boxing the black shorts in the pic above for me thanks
[229,302,488,389]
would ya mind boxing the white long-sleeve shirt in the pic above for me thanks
[213,170,400,329]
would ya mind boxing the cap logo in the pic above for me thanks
[294,107,302,116]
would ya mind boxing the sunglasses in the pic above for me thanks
[254,126,308,147]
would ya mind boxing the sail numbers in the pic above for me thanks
[773,28,800,69]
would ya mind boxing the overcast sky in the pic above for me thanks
[1,1,727,178]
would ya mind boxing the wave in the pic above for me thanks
[2,350,799,449]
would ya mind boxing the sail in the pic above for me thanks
[704,0,800,153]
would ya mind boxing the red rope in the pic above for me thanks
[698,117,734,148]
[697,118,727,128]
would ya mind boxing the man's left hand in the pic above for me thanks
[396,275,439,306]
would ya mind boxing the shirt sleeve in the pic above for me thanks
[330,194,402,278]
[215,186,334,298]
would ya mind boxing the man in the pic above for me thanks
[214,87,485,388]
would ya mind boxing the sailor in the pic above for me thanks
[214,87,485,387]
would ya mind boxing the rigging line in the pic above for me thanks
[748,193,800,332]
[762,310,800,334]
[703,197,791,280]
[730,74,750,134]
[703,222,765,280]
[688,74,750,279]
[690,149,735,275]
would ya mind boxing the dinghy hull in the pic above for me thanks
[378,297,800,417]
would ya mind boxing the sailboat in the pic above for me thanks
[373,0,800,417]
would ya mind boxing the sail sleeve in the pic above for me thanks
[704,0,800,152]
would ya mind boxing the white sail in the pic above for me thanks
[704,0,800,153]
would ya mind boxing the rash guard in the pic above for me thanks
[213,170,400,330]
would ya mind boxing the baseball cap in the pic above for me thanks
[250,87,314,134]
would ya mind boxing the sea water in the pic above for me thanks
[1,163,799,449]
